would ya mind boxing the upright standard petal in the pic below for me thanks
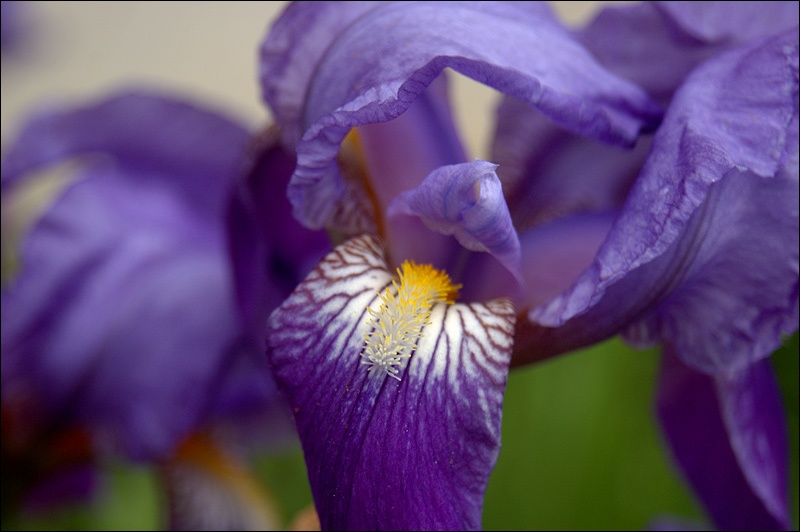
[260,1,661,230]
[266,234,515,530]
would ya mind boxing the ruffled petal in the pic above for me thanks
[389,160,521,283]
[656,347,790,530]
[266,234,515,530]
[515,31,799,374]
[260,1,661,230]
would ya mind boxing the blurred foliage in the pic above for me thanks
[3,333,798,531]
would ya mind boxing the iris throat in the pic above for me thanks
[361,261,460,380]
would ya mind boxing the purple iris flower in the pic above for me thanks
[258,2,798,530]
[0,89,329,524]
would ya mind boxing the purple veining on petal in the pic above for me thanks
[266,234,515,530]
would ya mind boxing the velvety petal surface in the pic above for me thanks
[260,1,661,230]
[389,160,521,283]
[515,31,799,374]
[266,234,516,530]
[656,347,791,530]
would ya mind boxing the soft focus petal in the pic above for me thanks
[0,91,282,461]
[580,2,798,104]
[260,1,661,230]
[656,347,790,530]
[657,1,799,43]
[1,90,250,219]
[266,234,516,530]
[515,31,799,373]
[227,127,331,330]
[1,171,239,460]
[389,160,521,283]
[162,433,281,531]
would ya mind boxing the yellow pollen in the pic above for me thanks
[361,261,460,380]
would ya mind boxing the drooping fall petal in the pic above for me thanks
[266,234,515,530]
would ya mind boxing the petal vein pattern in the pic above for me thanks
[266,234,516,530]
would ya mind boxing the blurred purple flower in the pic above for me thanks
[0,89,329,524]
[259,1,798,530]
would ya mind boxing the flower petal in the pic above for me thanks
[1,170,240,460]
[161,433,282,531]
[266,234,516,530]
[260,1,661,229]
[656,347,790,530]
[389,160,521,283]
[657,1,799,43]
[579,2,798,104]
[227,127,331,330]
[491,95,652,230]
[515,30,799,374]
[1,90,250,219]
[1,90,286,461]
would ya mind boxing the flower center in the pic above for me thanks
[361,261,460,380]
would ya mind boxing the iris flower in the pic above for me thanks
[258,2,798,530]
[0,90,329,526]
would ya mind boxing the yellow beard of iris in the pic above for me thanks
[361,261,461,381]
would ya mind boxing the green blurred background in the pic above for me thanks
[2,2,798,530]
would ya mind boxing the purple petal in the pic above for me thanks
[580,2,798,104]
[2,171,240,460]
[356,73,468,216]
[1,90,250,219]
[258,1,381,146]
[260,1,661,230]
[266,234,516,530]
[491,95,652,230]
[227,128,331,330]
[657,2,799,43]
[388,160,521,283]
[656,347,790,530]
[1,90,288,461]
[515,31,799,373]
